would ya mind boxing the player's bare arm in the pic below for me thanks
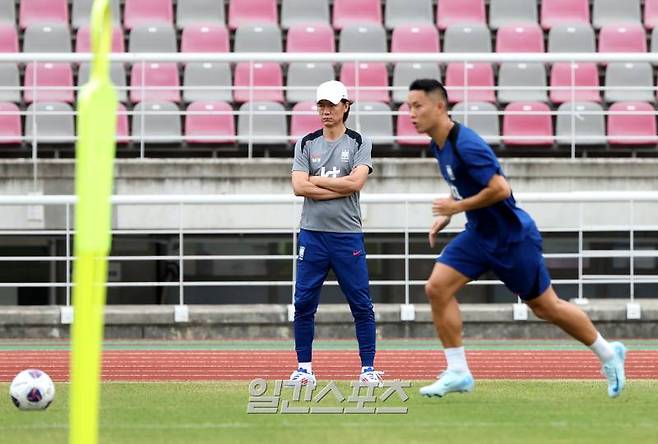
[432,174,512,216]
[292,171,350,200]
[309,165,370,194]
[428,215,451,248]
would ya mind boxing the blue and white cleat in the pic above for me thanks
[360,367,385,387]
[602,341,627,398]
[420,370,474,397]
[290,368,317,388]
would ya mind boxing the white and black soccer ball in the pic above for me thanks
[9,369,55,410]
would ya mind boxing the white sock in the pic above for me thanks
[589,333,615,363]
[298,362,313,373]
[444,346,469,373]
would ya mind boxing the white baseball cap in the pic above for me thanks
[316,80,351,104]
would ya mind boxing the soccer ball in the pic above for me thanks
[9,369,55,410]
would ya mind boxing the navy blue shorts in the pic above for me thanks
[437,229,551,301]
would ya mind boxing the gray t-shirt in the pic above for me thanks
[292,129,373,233]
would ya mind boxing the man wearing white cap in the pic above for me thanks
[289,80,382,386]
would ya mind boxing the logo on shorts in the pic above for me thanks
[446,165,456,181]
[341,149,350,163]
[352,249,361,256]
[299,246,305,261]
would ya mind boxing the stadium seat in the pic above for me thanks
[498,63,548,103]
[396,103,431,146]
[646,0,658,30]
[181,25,229,53]
[116,102,129,144]
[392,63,441,103]
[23,24,71,53]
[76,26,125,53]
[445,63,495,103]
[176,0,225,30]
[345,102,393,145]
[281,0,329,30]
[604,63,654,103]
[130,62,181,103]
[339,24,387,53]
[78,63,128,102]
[385,0,433,30]
[443,24,491,53]
[391,24,440,53]
[286,24,335,53]
[131,101,182,144]
[340,63,390,103]
[548,23,596,53]
[129,24,177,53]
[19,0,68,29]
[592,0,641,29]
[496,24,544,53]
[237,101,288,145]
[124,0,174,30]
[23,63,74,103]
[550,63,601,104]
[541,0,589,30]
[234,24,282,53]
[25,102,75,144]
[183,62,232,102]
[0,102,21,144]
[555,102,606,145]
[437,0,485,31]
[286,63,335,103]
[185,101,235,144]
[333,0,381,30]
[451,102,500,145]
[0,24,18,53]
[233,62,284,103]
[228,0,278,30]
[0,64,20,103]
[0,1,15,25]
[489,0,538,30]
[607,102,657,145]
[503,102,553,146]
[290,101,322,141]
[598,24,647,53]
[72,0,121,29]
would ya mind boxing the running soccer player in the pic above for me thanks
[289,80,382,386]
[406,78,626,398]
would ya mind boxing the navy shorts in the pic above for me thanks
[437,229,551,301]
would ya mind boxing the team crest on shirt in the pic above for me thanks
[341,149,350,163]
[311,155,321,163]
[446,165,456,181]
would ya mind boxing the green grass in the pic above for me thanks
[1,381,657,444]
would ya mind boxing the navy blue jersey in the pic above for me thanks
[431,122,535,251]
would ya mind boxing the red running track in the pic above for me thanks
[0,350,656,382]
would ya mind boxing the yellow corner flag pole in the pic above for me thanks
[69,1,117,443]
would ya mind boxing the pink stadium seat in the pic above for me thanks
[185,101,235,144]
[333,0,382,30]
[124,0,173,30]
[496,24,544,53]
[437,0,485,31]
[396,103,430,146]
[290,101,321,142]
[286,24,335,52]
[0,24,18,52]
[445,63,495,103]
[23,63,74,103]
[646,0,658,29]
[340,62,390,102]
[233,62,284,103]
[608,101,657,145]
[181,25,230,53]
[116,102,129,144]
[541,0,589,30]
[228,0,278,31]
[391,24,440,53]
[503,102,553,146]
[19,0,68,29]
[76,26,125,53]
[598,24,647,53]
[550,63,601,104]
[0,102,22,144]
[130,62,181,103]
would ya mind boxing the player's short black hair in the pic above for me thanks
[341,99,350,122]
[409,78,449,104]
